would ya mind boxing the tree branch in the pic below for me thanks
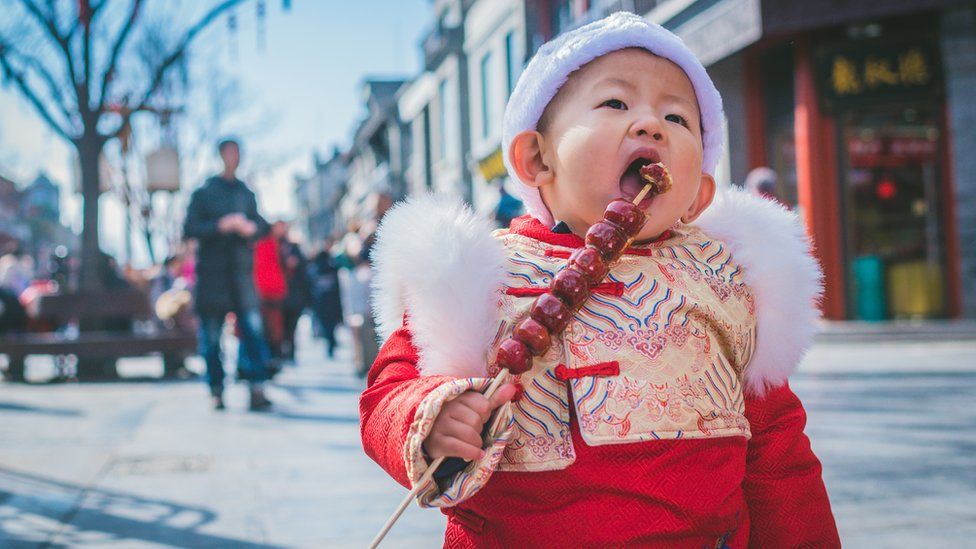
[97,0,143,112]
[20,0,82,105]
[0,36,77,130]
[111,0,245,137]
[0,44,74,142]
[82,1,93,111]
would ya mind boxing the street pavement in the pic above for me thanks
[1,318,974,547]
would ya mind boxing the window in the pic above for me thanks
[480,51,493,139]
[505,31,516,96]
[439,78,448,160]
[422,106,433,189]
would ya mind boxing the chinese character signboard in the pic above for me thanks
[817,37,943,111]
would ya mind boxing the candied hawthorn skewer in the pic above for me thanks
[369,162,672,549]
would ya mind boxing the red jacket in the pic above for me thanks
[361,326,840,548]
[253,236,287,301]
[361,193,839,547]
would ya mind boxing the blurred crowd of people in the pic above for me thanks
[1,140,388,392]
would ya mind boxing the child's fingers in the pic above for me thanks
[427,433,484,461]
[446,402,483,427]
[454,392,492,421]
[488,383,518,410]
[439,417,485,449]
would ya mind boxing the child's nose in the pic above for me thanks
[629,114,665,142]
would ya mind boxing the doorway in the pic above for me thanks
[839,105,948,320]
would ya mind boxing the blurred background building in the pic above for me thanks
[293,148,349,245]
[296,0,975,323]
[0,173,76,260]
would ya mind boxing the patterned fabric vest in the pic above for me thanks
[487,224,757,472]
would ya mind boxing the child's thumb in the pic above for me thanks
[489,383,518,409]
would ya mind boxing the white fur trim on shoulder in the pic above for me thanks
[695,187,824,396]
[371,194,507,377]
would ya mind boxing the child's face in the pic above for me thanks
[533,48,714,240]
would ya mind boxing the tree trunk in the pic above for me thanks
[77,133,105,292]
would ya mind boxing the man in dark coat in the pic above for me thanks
[309,240,343,358]
[183,139,273,411]
[279,230,309,362]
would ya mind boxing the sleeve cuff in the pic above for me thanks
[403,377,515,508]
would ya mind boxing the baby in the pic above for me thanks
[362,12,839,548]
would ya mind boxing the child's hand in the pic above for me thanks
[422,383,518,462]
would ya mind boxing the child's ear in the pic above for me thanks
[681,173,716,224]
[509,130,554,188]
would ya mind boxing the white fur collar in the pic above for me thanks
[695,187,824,395]
[371,188,823,396]
[371,194,509,378]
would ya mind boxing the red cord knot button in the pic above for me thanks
[511,382,525,402]
[554,361,620,381]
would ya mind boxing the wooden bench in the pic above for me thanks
[0,290,196,382]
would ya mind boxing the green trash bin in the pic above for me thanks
[852,255,886,321]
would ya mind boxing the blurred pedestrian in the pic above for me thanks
[0,286,27,335]
[337,232,375,377]
[152,253,196,336]
[309,238,343,358]
[0,251,34,294]
[183,138,274,411]
[279,225,309,362]
[150,254,184,302]
[494,179,524,229]
[744,166,786,206]
[254,221,288,359]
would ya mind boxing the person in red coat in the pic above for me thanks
[253,221,288,358]
[361,13,839,548]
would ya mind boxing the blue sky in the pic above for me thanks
[0,0,430,264]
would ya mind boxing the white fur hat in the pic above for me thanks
[502,11,725,227]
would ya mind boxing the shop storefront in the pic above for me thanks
[744,8,968,321]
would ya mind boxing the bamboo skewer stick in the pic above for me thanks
[632,180,654,206]
[368,371,511,549]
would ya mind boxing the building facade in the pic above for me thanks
[339,79,410,233]
[523,0,974,321]
[465,0,528,224]
[398,0,476,203]
[307,0,975,321]
[0,173,73,259]
[729,1,975,321]
[293,147,349,245]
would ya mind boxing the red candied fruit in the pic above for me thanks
[512,317,552,356]
[496,337,533,374]
[568,246,608,284]
[585,221,628,261]
[550,268,589,308]
[529,293,573,334]
[603,199,647,236]
[640,163,672,194]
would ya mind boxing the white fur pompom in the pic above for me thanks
[371,194,507,377]
[695,187,825,396]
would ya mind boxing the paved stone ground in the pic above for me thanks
[1,320,974,547]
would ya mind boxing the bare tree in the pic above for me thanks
[0,0,245,291]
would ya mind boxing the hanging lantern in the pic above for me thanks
[146,147,181,193]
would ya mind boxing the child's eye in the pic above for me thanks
[600,99,627,110]
[665,113,689,127]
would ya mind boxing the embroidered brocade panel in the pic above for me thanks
[488,225,757,472]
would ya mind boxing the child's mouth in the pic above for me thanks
[619,157,660,209]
